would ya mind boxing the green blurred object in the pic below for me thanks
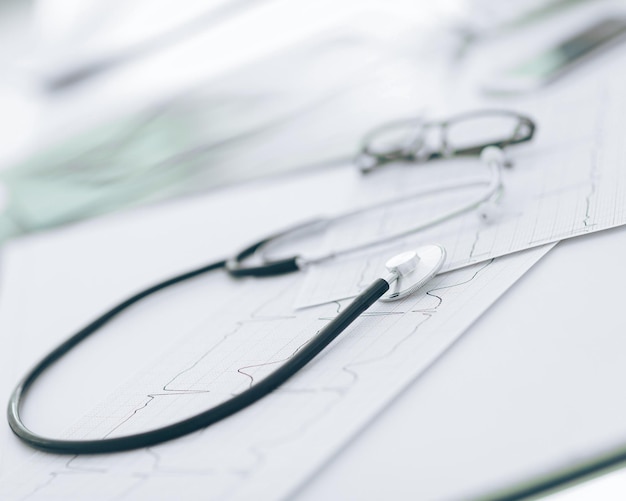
[0,73,362,238]
[0,88,345,241]
[0,41,374,242]
[0,107,193,241]
[0,26,445,244]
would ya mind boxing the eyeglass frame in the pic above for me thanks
[356,109,537,173]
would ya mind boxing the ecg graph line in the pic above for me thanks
[424,259,494,308]
[237,339,310,389]
[98,280,305,437]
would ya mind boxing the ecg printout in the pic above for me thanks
[0,243,552,501]
[295,74,626,307]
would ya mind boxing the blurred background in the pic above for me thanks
[0,0,618,243]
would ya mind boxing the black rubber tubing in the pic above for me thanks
[7,259,389,454]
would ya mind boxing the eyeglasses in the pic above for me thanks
[356,109,536,173]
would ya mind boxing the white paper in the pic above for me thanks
[0,242,552,500]
[295,72,626,307]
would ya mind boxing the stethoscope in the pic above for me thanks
[7,110,536,454]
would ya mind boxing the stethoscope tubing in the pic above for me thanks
[7,258,389,454]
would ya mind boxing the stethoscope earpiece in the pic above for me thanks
[480,145,506,167]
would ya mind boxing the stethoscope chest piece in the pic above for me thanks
[381,244,446,301]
